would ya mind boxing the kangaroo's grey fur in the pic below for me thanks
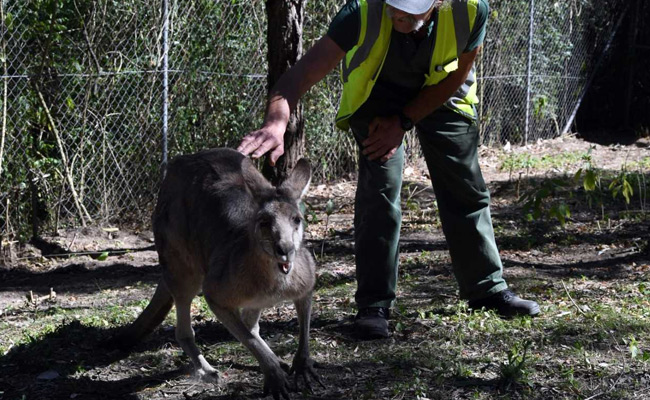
[113,148,319,399]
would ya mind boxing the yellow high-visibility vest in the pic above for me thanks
[336,0,480,130]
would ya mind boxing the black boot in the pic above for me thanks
[468,289,540,318]
[354,307,390,339]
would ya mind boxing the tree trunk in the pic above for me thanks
[264,0,305,185]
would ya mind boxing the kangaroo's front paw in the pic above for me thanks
[290,357,324,392]
[196,366,221,384]
[262,367,290,400]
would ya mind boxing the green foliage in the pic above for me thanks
[515,144,648,226]
[609,170,634,204]
[499,340,533,390]
[1,0,170,237]
[627,336,650,362]
[519,177,572,226]
[499,151,583,181]
[0,0,638,240]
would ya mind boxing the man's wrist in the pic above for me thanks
[262,116,289,131]
[397,111,414,131]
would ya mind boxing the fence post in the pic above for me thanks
[623,0,640,128]
[161,0,170,177]
[524,0,535,146]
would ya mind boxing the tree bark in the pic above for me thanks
[264,0,305,185]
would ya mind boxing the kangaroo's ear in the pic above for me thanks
[241,157,273,198]
[279,158,311,200]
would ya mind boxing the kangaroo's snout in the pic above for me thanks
[275,243,291,258]
[275,241,296,274]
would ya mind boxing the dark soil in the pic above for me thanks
[1,134,649,400]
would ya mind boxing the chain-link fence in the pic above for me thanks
[0,0,630,242]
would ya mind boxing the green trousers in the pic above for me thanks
[350,109,508,309]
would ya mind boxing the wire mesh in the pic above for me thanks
[0,0,630,241]
[0,0,164,241]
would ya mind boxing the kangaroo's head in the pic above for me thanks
[242,158,311,275]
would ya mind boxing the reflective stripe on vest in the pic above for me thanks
[336,0,479,130]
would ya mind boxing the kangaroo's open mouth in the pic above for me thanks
[278,262,291,274]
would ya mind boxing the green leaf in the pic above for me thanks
[584,170,597,191]
[622,180,633,204]
[559,203,571,218]
[5,13,14,29]
[325,199,335,215]
[97,252,109,261]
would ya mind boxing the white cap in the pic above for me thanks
[385,0,437,14]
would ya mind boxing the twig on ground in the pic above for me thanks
[561,280,587,316]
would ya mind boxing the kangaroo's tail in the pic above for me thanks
[109,279,174,351]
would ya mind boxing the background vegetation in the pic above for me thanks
[0,0,645,249]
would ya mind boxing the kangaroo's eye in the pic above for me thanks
[293,216,302,225]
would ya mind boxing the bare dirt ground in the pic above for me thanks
[1,133,649,400]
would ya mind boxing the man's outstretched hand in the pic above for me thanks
[237,124,285,166]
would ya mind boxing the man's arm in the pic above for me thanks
[362,45,482,161]
[403,45,481,123]
[238,36,346,165]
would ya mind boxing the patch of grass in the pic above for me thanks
[630,156,650,171]
[499,339,533,390]
[391,367,429,397]
[499,151,585,179]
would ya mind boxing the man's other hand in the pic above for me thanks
[237,125,285,166]
[361,115,406,162]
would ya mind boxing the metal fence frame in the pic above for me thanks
[0,0,632,243]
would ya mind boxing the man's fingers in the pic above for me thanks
[238,127,285,160]
[365,144,389,160]
[366,150,384,161]
[361,139,383,157]
[237,132,263,156]
[252,142,272,159]
[251,135,281,159]
[361,134,381,148]
[269,146,285,166]
[380,146,398,162]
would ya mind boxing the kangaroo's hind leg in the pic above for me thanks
[173,294,220,383]
[165,267,220,383]
[291,294,323,390]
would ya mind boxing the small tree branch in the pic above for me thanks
[35,87,93,226]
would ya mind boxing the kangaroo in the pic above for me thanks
[114,148,320,399]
